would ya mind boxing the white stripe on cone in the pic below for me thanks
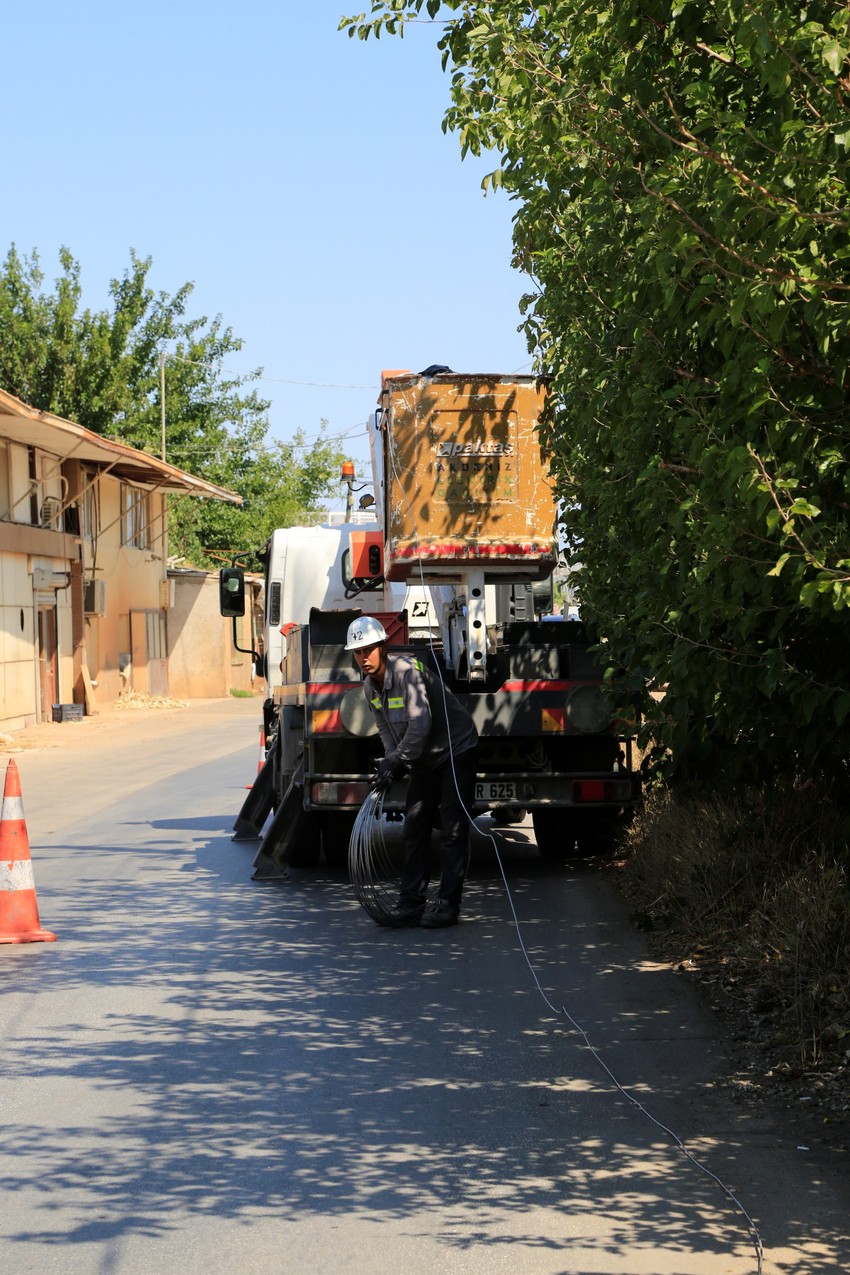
[0,795,25,821]
[0,861,36,890]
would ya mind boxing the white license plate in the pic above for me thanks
[476,782,517,802]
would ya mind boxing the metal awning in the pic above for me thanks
[0,388,242,503]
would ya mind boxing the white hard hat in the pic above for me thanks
[345,616,388,650]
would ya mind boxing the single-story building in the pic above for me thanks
[0,388,241,732]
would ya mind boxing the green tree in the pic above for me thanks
[0,245,346,565]
[167,425,350,569]
[343,2,850,781]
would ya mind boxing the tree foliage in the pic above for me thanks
[0,246,346,567]
[343,1,850,781]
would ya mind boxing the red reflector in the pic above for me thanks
[313,782,370,805]
[573,780,607,802]
[311,709,343,734]
[572,779,635,803]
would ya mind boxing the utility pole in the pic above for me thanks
[160,350,168,573]
[160,350,167,461]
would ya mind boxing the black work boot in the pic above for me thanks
[383,896,425,928]
[420,898,460,929]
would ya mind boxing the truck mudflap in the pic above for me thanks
[251,761,317,880]
[252,782,302,880]
[232,750,275,841]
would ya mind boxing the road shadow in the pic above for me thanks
[1,815,846,1273]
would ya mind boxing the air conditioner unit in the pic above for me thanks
[84,579,107,616]
[41,496,62,528]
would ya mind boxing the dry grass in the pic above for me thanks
[620,782,850,1067]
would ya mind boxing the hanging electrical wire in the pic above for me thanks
[344,375,764,1272]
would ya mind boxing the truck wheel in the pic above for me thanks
[574,810,619,856]
[322,812,357,869]
[533,809,620,859]
[286,813,322,867]
[491,806,527,826]
[531,809,580,860]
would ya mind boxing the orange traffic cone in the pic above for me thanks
[245,725,266,789]
[0,758,56,944]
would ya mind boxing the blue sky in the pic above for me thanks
[5,1,531,504]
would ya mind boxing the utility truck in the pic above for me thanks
[222,369,641,876]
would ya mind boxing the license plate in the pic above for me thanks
[476,782,517,802]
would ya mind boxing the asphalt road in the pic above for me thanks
[1,698,848,1274]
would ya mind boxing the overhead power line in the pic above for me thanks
[168,351,378,390]
[167,350,537,389]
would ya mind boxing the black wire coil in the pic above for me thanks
[349,790,406,926]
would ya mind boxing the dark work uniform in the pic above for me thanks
[363,653,478,909]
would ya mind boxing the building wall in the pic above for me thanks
[79,476,169,703]
[0,551,38,727]
[0,436,172,728]
[1,411,240,729]
[0,440,77,731]
[167,571,258,699]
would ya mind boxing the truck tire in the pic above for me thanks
[574,809,619,856]
[491,806,527,826]
[322,812,357,869]
[532,809,580,859]
[533,808,619,859]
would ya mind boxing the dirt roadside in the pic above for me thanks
[0,691,263,760]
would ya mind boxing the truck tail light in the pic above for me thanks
[313,782,370,805]
[572,779,635,803]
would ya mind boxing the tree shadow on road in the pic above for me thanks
[1,818,846,1273]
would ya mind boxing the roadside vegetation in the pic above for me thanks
[345,3,850,1099]
[620,782,849,1082]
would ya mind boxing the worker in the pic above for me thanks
[346,616,479,929]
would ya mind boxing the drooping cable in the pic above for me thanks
[366,381,764,1273]
[487,828,765,1273]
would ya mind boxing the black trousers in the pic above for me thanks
[399,748,477,909]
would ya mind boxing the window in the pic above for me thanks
[0,443,9,519]
[121,484,151,549]
[28,447,39,523]
[6,443,33,523]
[80,472,98,540]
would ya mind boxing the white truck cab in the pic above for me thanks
[261,523,441,693]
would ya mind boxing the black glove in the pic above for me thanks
[372,757,397,793]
